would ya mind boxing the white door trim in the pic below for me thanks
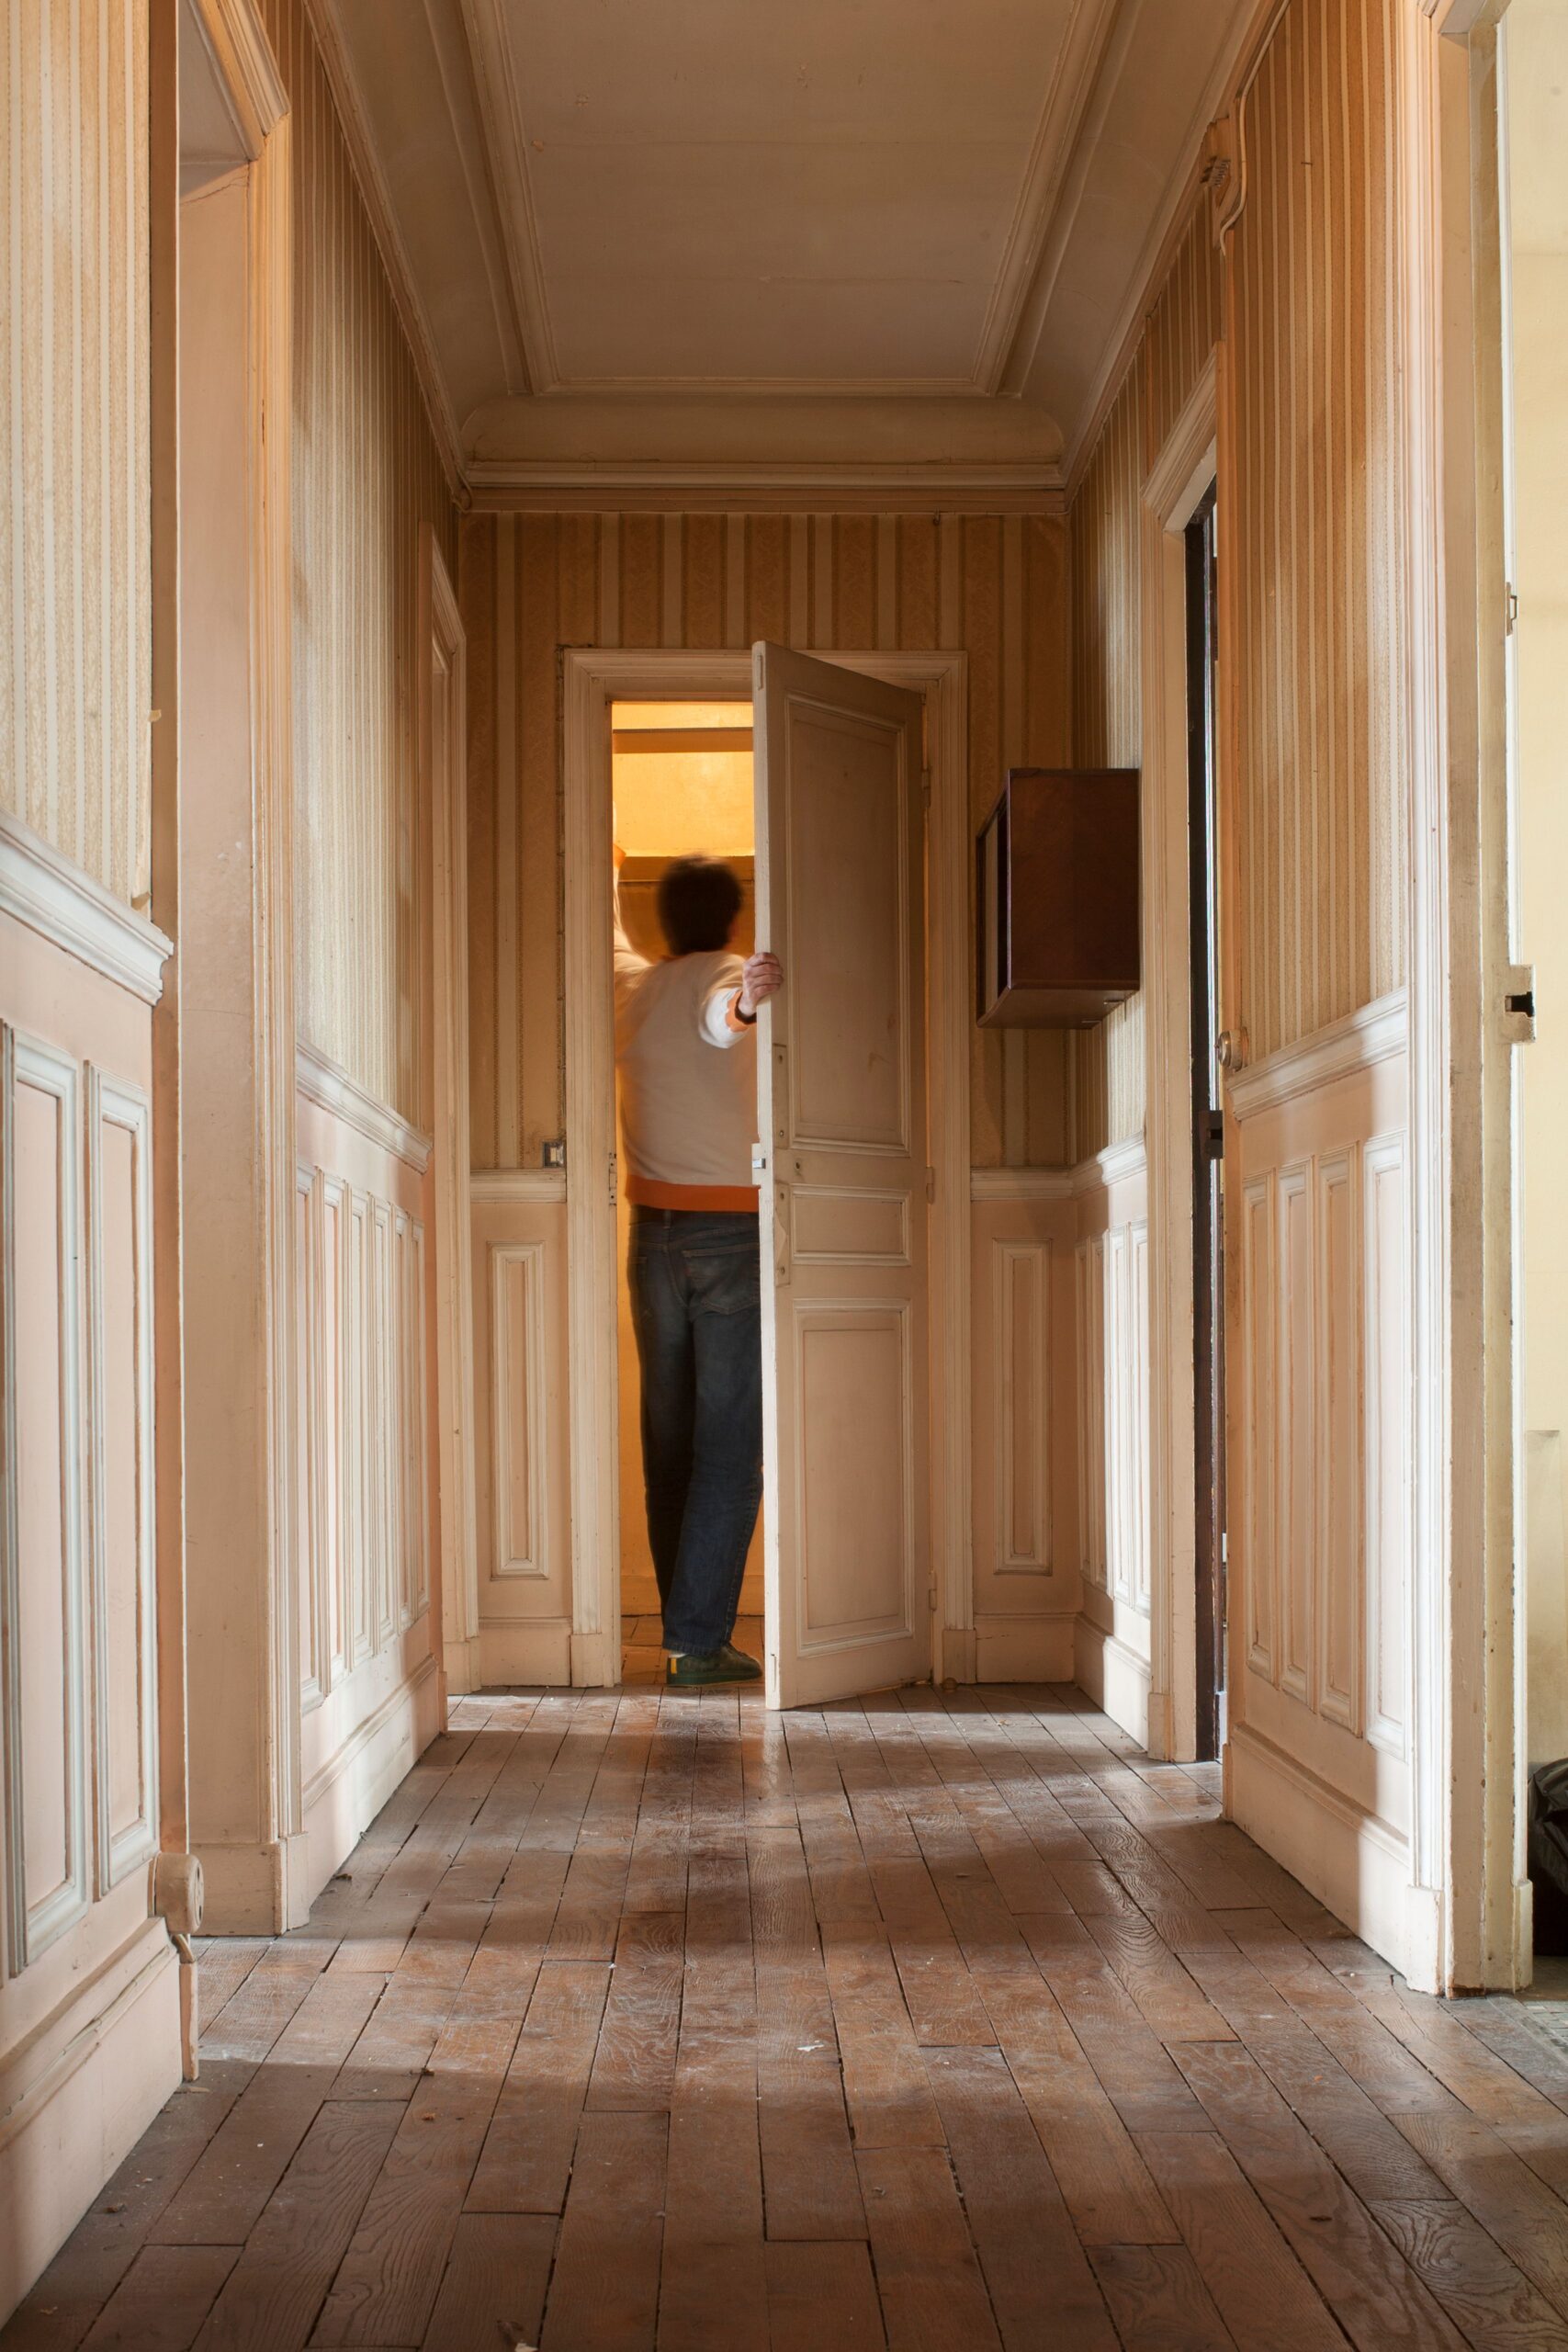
[1140,352,1217,1763]
[421,530,480,1702]
[561,647,972,1688]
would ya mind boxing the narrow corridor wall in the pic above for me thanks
[259,0,458,1130]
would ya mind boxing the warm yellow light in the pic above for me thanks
[611,701,754,859]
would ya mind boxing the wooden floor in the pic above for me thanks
[13,1655,1568,2350]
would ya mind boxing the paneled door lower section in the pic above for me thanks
[751,644,931,1707]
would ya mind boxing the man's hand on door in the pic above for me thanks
[739,953,784,1016]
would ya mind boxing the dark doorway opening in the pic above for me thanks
[1187,486,1225,1763]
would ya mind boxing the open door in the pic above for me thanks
[752,644,931,1708]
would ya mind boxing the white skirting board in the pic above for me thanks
[1226,1721,1414,1978]
[479,1617,574,1688]
[300,1657,444,1910]
[0,1924,181,2319]
[1073,1613,1153,1747]
[974,1612,1075,1684]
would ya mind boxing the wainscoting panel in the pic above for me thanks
[295,1072,441,1907]
[471,1182,572,1685]
[969,1182,1078,1683]
[0,890,179,2319]
[1225,996,1413,1972]
[1071,1145,1151,1741]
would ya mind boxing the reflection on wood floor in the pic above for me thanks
[11,1669,1568,2350]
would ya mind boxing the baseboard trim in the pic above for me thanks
[973,1611,1075,1683]
[479,1617,575,1688]
[0,1924,180,2315]
[1226,1720,1412,1974]
[299,1656,442,1911]
[1074,1611,1153,1746]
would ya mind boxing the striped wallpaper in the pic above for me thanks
[1069,360,1148,1158]
[261,0,458,1129]
[461,509,1073,1173]
[1068,0,1407,1137]
[1229,0,1407,1059]
[1,0,151,905]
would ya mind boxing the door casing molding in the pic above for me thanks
[561,647,972,1688]
[1139,352,1218,1763]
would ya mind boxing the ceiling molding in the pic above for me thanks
[457,0,558,394]
[978,0,1124,395]
[304,0,466,491]
[1059,0,1265,499]
[190,0,288,158]
[464,458,1066,516]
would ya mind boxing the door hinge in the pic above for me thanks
[608,1149,617,1206]
[921,767,932,807]
[1506,582,1519,637]
[925,1165,936,1204]
[928,1585,940,1613]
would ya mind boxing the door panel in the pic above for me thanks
[752,644,931,1707]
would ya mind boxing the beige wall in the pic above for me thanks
[1509,0,1568,1767]
[460,508,1072,1173]
[1067,204,1224,1155]
[1068,0,1411,1146]
[0,0,152,904]
[1229,0,1407,1068]
[259,0,457,1128]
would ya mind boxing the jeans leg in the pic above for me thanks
[660,1227,763,1656]
[628,1219,694,1616]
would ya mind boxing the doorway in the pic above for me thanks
[561,647,971,1702]
[1185,487,1225,1763]
[609,700,765,1677]
[1503,0,1568,1984]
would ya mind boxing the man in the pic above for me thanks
[614,847,784,1688]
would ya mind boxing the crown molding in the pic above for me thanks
[0,812,173,1005]
[464,459,1066,516]
[303,0,466,494]
[190,0,288,158]
[1060,0,1268,499]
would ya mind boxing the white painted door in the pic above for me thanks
[752,644,931,1708]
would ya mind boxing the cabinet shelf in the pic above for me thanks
[976,767,1140,1028]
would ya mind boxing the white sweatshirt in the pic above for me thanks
[614,909,759,1213]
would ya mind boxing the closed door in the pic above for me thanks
[751,644,931,1708]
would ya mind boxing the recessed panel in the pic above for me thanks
[792,1186,908,1265]
[96,1115,151,1863]
[796,1306,910,1642]
[786,705,907,1152]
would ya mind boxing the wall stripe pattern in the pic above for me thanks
[0,0,151,905]
[260,0,457,1129]
[1230,0,1407,1062]
[1068,360,1147,1159]
[460,509,1072,1173]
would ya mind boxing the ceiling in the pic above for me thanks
[321,0,1253,495]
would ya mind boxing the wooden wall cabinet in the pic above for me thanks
[976,767,1140,1027]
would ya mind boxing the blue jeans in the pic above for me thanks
[628,1206,763,1656]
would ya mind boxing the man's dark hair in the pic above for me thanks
[657,854,742,956]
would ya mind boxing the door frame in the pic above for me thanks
[561,647,971,1689]
[419,530,479,1702]
[1140,354,1220,1764]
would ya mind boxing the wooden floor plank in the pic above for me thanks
[14,1681,1568,2352]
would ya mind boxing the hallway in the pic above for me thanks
[13,1674,1568,2352]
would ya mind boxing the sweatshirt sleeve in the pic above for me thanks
[613,855,649,1012]
[698,956,750,1050]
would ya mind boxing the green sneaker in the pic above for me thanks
[665,1643,763,1689]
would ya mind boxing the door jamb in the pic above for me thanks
[561,647,972,1689]
[420,531,479,1703]
[1141,354,1219,1764]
